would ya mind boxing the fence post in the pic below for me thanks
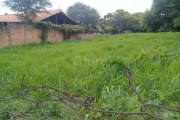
[56,31,58,42]
[8,22,12,45]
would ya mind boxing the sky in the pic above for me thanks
[0,0,153,16]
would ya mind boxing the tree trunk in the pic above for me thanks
[8,23,12,45]
[117,25,121,34]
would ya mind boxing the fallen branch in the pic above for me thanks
[0,67,179,120]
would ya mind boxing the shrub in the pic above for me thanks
[34,22,97,41]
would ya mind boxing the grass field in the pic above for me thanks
[0,33,180,119]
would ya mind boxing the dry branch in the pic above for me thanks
[0,67,179,120]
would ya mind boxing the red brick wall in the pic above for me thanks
[0,23,42,48]
[0,27,9,48]
[48,29,64,42]
[10,23,24,45]
[0,23,96,49]
[70,33,97,39]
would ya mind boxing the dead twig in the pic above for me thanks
[0,67,179,120]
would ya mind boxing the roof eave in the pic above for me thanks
[37,9,61,21]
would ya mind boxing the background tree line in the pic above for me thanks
[66,2,143,34]
[2,0,180,34]
[99,10,143,34]
[67,1,180,33]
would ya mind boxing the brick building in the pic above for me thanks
[0,9,77,26]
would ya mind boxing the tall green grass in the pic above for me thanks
[0,33,180,119]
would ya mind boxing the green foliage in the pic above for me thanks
[0,33,180,119]
[2,0,52,23]
[85,27,97,33]
[99,29,105,34]
[142,0,180,32]
[100,10,143,34]
[67,2,100,27]
[34,21,53,41]
[142,10,155,32]
[56,24,97,39]
[113,9,131,33]
[100,13,113,34]
[173,17,180,28]
[104,26,113,33]
[132,12,144,32]
[34,21,97,41]
[59,24,85,39]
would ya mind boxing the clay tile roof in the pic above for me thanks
[0,14,20,22]
[0,9,62,22]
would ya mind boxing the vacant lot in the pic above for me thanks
[0,33,180,119]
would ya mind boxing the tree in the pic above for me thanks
[132,12,144,30]
[99,10,143,34]
[99,13,114,34]
[103,13,114,26]
[3,0,52,43]
[112,9,142,33]
[132,12,143,18]
[67,2,100,27]
[142,9,157,32]
[142,0,180,32]
[173,17,180,29]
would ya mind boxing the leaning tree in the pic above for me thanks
[3,0,52,43]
